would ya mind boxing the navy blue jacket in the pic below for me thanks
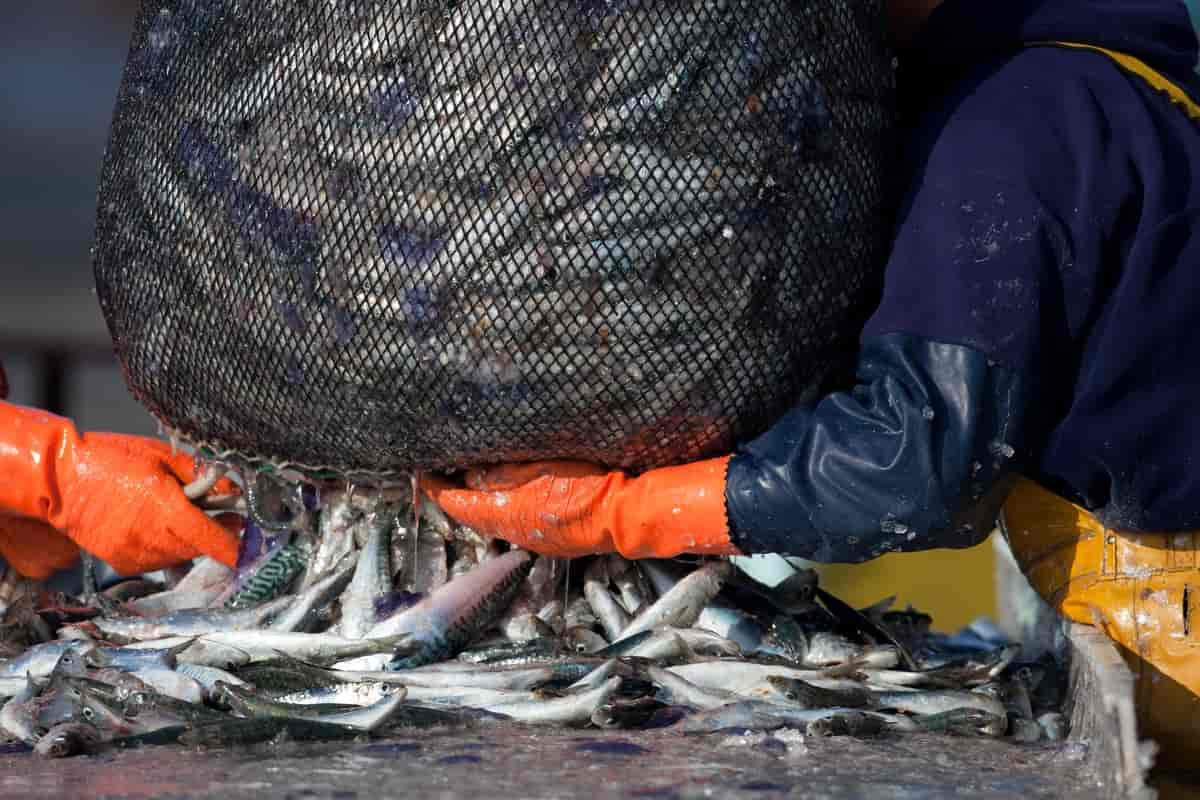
[726,0,1200,561]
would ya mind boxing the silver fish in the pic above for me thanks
[644,664,738,711]
[359,664,557,692]
[189,631,411,664]
[873,689,1008,719]
[583,559,630,642]
[339,510,395,641]
[269,553,357,633]
[127,670,205,705]
[176,664,249,697]
[304,491,369,589]
[607,556,650,616]
[92,595,293,641]
[275,681,404,707]
[128,558,233,615]
[345,550,534,670]
[0,677,38,743]
[676,701,900,735]
[471,677,622,726]
[308,690,408,730]
[124,637,252,670]
[620,562,732,639]
[0,642,89,679]
[667,661,866,696]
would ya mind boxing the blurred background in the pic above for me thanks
[13,2,1200,626]
[0,2,151,436]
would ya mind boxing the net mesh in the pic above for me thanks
[94,0,895,479]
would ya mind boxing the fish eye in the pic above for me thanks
[82,707,95,720]
[785,691,798,700]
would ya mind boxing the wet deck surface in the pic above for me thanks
[0,727,1103,799]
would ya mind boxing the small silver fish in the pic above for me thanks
[620,562,732,639]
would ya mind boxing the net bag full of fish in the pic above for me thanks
[92,0,895,479]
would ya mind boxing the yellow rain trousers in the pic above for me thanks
[1002,478,1200,769]
[1000,43,1200,772]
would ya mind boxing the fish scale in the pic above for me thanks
[225,544,309,609]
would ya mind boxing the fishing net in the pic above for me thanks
[93,0,895,479]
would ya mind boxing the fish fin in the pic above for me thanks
[858,595,897,620]
[165,637,200,659]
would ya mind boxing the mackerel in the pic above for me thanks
[342,550,533,670]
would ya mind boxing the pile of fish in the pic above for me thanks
[0,482,1069,759]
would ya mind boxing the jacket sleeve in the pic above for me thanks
[724,57,1085,562]
[725,334,1028,561]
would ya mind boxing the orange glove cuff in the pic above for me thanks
[0,401,76,526]
[606,456,738,559]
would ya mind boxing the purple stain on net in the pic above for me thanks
[270,211,319,265]
[380,224,442,266]
[227,184,265,230]
[373,77,419,128]
[178,123,233,192]
[580,174,620,201]
[330,306,358,346]
[298,256,319,297]
[285,356,305,386]
[741,31,765,74]
[374,591,424,620]
[275,299,306,334]
[400,287,439,336]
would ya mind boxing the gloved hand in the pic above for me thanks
[423,457,739,559]
[0,401,241,578]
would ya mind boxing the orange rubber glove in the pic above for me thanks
[424,457,740,559]
[0,401,241,578]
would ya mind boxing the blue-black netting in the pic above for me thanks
[94,0,895,479]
